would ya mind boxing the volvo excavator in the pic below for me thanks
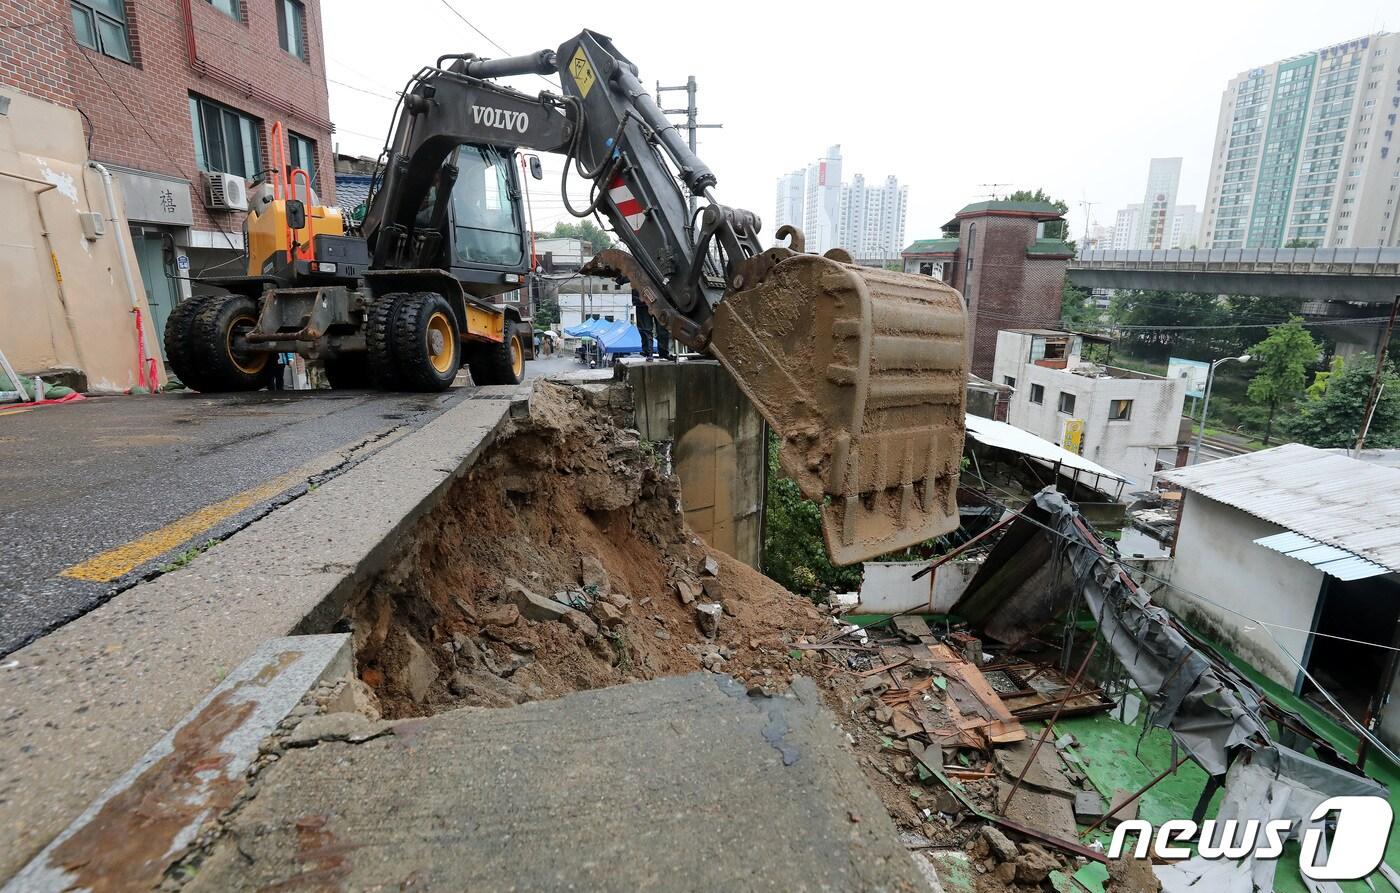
[163,30,968,564]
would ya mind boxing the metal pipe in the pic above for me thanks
[1000,640,1098,813]
[460,50,558,80]
[89,161,154,390]
[1079,751,1193,838]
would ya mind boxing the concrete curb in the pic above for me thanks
[4,635,351,893]
[0,384,527,881]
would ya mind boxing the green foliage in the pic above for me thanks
[1006,188,1073,247]
[1284,353,1400,448]
[550,219,613,254]
[1107,290,1308,363]
[1307,355,1345,400]
[1059,282,1100,329]
[761,434,862,599]
[1245,316,1320,444]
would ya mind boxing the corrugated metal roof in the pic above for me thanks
[1157,443,1400,574]
[965,414,1128,492]
[1254,532,1390,581]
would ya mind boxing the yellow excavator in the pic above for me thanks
[164,30,968,563]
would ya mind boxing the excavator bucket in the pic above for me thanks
[709,254,967,565]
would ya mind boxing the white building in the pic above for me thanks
[1201,32,1400,249]
[803,145,843,255]
[1111,205,1141,250]
[838,173,908,260]
[1157,445,1400,751]
[774,169,806,238]
[990,329,1187,489]
[1135,157,1183,250]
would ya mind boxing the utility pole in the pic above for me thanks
[1354,294,1400,452]
[978,183,1012,201]
[1078,199,1097,249]
[656,76,722,216]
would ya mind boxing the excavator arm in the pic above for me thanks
[361,30,968,564]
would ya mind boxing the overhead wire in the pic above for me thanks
[435,0,561,91]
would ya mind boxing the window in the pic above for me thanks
[1002,375,1016,389]
[450,145,523,267]
[1029,384,1044,405]
[1108,399,1133,421]
[277,0,306,60]
[287,131,317,189]
[71,0,131,62]
[206,0,240,19]
[190,95,262,180]
[1057,392,1076,415]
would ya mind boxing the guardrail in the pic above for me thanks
[1071,246,1400,277]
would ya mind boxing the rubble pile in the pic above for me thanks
[345,380,827,718]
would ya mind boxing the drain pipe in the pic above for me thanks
[89,161,156,391]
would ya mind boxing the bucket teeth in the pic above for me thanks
[709,255,967,565]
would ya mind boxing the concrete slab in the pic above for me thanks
[186,674,926,892]
[0,385,527,881]
[4,635,349,893]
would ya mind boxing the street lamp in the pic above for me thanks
[1191,354,1251,464]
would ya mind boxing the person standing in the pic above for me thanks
[631,287,672,361]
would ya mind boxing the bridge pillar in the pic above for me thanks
[1302,301,1392,360]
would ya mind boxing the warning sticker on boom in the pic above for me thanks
[569,47,596,98]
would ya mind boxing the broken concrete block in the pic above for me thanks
[700,651,725,672]
[285,713,393,747]
[580,555,610,594]
[323,677,382,721]
[593,600,626,629]
[1014,844,1058,884]
[603,592,631,612]
[561,609,599,638]
[695,603,722,638]
[401,633,439,703]
[507,577,574,622]
[1073,791,1105,821]
[448,671,528,707]
[1107,788,1139,825]
[700,555,720,577]
[674,580,700,606]
[479,604,520,628]
[701,577,723,601]
[980,826,1019,863]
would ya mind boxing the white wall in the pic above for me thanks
[1002,363,1184,488]
[855,558,982,614]
[1162,494,1323,688]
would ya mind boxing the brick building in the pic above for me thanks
[902,200,1073,378]
[1,0,334,351]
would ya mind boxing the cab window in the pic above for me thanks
[451,146,523,267]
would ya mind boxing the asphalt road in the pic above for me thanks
[0,356,577,657]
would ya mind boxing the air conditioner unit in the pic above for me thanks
[203,171,249,211]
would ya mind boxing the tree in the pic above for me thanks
[1307,355,1345,400]
[1245,316,1320,444]
[1006,189,1073,246]
[761,435,862,599]
[550,219,612,254]
[1284,354,1400,449]
[1060,282,1101,330]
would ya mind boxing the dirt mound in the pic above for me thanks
[346,380,827,718]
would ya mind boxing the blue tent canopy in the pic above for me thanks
[563,318,610,337]
[596,320,641,355]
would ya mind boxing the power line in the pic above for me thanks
[327,78,397,101]
[435,0,560,91]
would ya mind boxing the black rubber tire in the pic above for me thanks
[323,356,373,389]
[467,329,524,386]
[179,294,275,392]
[387,292,460,392]
[365,291,408,389]
[162,294,216,390]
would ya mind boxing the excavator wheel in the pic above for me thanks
[466,329,525,386]
[163,294,216,390]
[168,293,276,393]
[365,292,408,389]
[709,254,967,564]
[384,291,460,392]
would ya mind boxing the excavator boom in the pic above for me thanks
[364,30,968,563]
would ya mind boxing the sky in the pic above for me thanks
[321,0,1394,247]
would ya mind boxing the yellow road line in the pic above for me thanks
[60,469,308,583]
[0,405,36,416]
